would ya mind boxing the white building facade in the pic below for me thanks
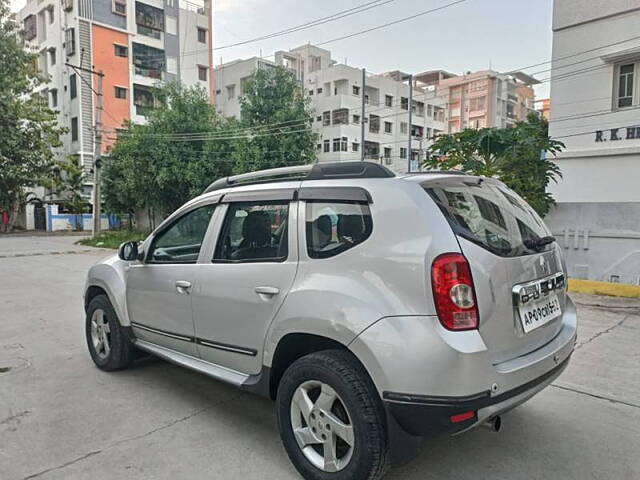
[214,45,447,174]
[546,0,640,284]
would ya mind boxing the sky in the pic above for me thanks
[10,0,554,97]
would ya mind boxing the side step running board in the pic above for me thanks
[133,339,249,387]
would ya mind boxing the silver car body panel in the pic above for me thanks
[85,171,576,422]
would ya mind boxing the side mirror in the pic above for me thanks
[118,241,139,261]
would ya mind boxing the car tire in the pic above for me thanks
[277,349,389,480]
[85,294,134,371]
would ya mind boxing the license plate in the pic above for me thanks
[518,293,561,333]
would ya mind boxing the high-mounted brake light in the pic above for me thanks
[431,253,479,331]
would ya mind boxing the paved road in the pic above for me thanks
[1,237,639,480]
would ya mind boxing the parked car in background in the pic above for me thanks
[84,162,577,479]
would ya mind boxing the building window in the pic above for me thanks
[65,28,75,56]
[384,121,392,134]
[48,47,56,66]
[114,86,127,99]
[333,138,340,152]
[323,139,330,152]
[384,147,392,164]
[133,42,165,78]
[352,114,360,124]
[135,1,164,38]
[401,97,408,110]
[316,87,323,94]
[308,89,314,95]
[341,137,348,151]
[71,117,78,142]
[385,95,393,107]
[114,44,128,57]
[400,147,407,159]
[227,84,236,99]
[23,15,36,40]
[352,85,360,95]
[332,108,348,125]
[322,111,330,126]
[617,63,635,108]
[47,6,54,24]
[69,74,77,99]
[400,122,407,134]
[134,84,156,116]
[317,143,322,151]
[50,89,58,108]
[316,115,322,122]
[198,65,207,81]
[369,114,380,134]
[197,27,207,43]
[113,0,126,15]
[352,142,359,152]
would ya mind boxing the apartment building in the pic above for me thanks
[214,45,447,174]
[546,0,640,284]
[535,98,551,120]
[18,0,213,186]
[415,69,538,133]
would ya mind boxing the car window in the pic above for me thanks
[148,205,215,264]
[213,202,289,262]
[425,181,551,258]
[306,201,372,259]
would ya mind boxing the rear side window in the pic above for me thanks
[425,181,551,257]
[213,202,289,263]
[306,202,372,259]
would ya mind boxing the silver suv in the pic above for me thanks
[84,162,576,480]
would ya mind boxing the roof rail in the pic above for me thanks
[203,161,395,194]
[402,170,468,176]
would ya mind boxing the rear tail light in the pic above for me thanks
[431,253,479,330]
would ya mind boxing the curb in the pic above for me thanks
[568,278,640,299]
[0,249,109,259]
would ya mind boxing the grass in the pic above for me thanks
[77,230,149,249]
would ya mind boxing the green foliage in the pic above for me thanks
[232,66,317,173]
[77,229,149,249]
[103,83,237,223]
[424,114,564,216]
[103,69,317,223]
[0,0,65,231]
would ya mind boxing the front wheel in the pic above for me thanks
[85,294,134,371]
[276,350,389,480]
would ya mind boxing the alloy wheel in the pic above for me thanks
[90,308,111,360]
[290,380,355,472]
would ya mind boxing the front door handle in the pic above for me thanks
[254,286,280,297]
[175,280,192,294]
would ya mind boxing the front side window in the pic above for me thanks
[617,63,635,108]
[214,202,289,262]
[148,205,215,263]
[306,202,372,259]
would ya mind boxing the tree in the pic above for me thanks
[0,0,65,231]
[232,66,317,173]
[423,114,564,215]
[47,157,89,230]
[102,82,237,225]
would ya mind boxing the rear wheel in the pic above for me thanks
[277,350,388,480]
[85,294,134,371]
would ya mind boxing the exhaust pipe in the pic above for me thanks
[482,416,501,432]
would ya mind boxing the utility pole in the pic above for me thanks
[407,73,413,173]
[65,63,104,237]
[360,68,366,161]
[92,70,104,237]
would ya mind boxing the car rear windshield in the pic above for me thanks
[424,179,552,258]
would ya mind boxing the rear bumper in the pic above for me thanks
[383,353,571,438]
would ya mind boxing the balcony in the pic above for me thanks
[133,85,157,117]
[369,114,380,134]
[132,43,165,79]
[135,1,164,38]
[23,15,36,40]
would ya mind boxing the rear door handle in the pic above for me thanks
[175,280,192,294]
[254,286,280,296]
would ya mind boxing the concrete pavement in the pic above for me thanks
[1,237,639,480]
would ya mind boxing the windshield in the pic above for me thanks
[424,179,552,258]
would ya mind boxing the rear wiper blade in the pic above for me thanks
[525,235,556,249]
